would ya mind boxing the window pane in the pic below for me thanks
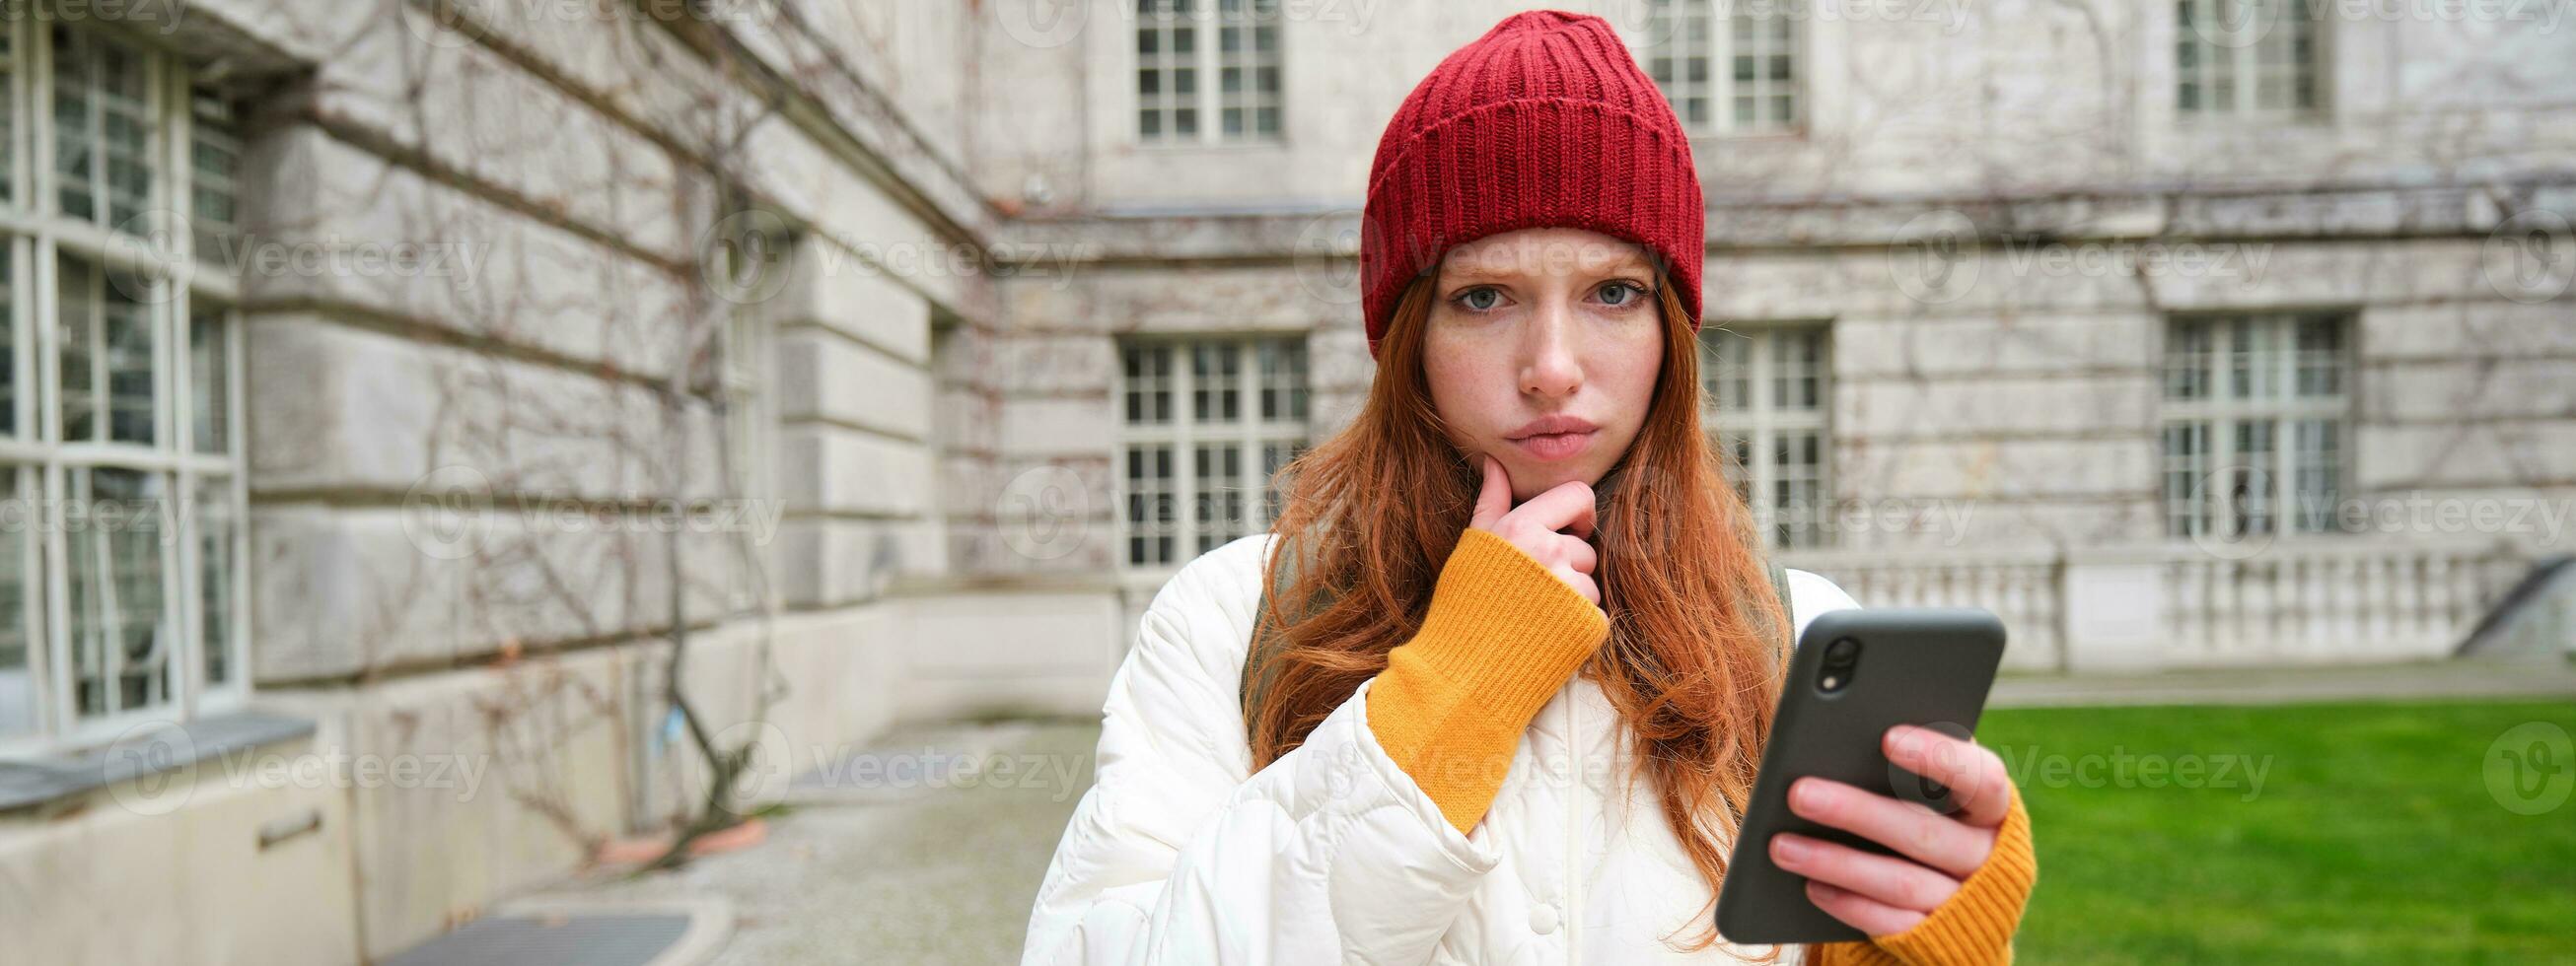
[1261,441,1304,523]
[1706,326,1832,548]
[2164,420,2211,537]
[1192,444,1244,554]
[52,28,95,221]
[51,255,164,444]
[2295,316,2342,397]
[1257,337,1306,422]
[2232,419,2276,534]
[68,466,173,720]
[1124,445,1176,566]
[105,271,155,445]
[2163,319,2211,399]
[2292,419,2339,532]
[196,475,236,688]
[0,27,13,207]
[191,306,229,453]
[1122,343,1173,425]
[191,87,242,262]
[53,27,154,228]
[1190,343,1238,422]
[58,255,99,441]
[1771,430,1825,547]
[2162,313,2350,539]
[0,466,31,735]
[0,243,13,436]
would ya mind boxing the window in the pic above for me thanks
[2162,313,2350,540]
[0,22,246,752]
[1702,325,1831,548]
[2176,0,2323,118]
[1135,0,1282,144]
[1118,336,1307,568]
[1639,0,1800,135]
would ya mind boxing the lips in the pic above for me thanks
[1507,414,1600,440]
[1506,415,1600,462]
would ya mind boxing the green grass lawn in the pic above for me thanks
[1978,700,2576,963]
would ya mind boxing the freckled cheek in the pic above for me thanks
[1422,349,1517,444]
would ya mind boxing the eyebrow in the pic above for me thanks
[1440,258,1654,284]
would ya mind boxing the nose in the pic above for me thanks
[1520,300,1582,400]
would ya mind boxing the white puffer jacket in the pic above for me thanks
[1022,531,1863,965]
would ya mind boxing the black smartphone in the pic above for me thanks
[1713,607,2008,945]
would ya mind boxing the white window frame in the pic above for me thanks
[1701,322,1833,549]
[1638,0,1804,136]
[2161,311,2353,542]
[2174,0,2327,120]
[0,15,248,757]
[1133,0,1284,146]
[1115,334,1308,573]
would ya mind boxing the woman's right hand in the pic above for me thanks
[1467,453,1602,607]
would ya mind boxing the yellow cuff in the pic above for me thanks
[1812,784,2039,966]
[1365,527,1611,833]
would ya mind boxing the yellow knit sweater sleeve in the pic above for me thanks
[1809,783,2039,966]
[1364,526,1611,834]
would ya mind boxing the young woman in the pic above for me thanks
[1023,10,2035,964]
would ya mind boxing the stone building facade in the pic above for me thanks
[1,1,2570,963]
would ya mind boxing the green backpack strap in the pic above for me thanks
[1768,557,1793,630]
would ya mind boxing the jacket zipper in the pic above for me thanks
[1564,678,1582,965]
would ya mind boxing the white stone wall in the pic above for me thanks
[5,2,1122,964]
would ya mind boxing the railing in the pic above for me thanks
[2163,537,2531,664]
[1777,547,2066,671]
[1782,537,2536,671]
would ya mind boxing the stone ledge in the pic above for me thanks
[0,711,318,815]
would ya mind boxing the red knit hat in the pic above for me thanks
[1360,8,1704,359]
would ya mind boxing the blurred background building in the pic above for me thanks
[0,1,2568,964]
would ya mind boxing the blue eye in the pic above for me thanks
[1456,287,1502,311]
[1600,281,1649,308]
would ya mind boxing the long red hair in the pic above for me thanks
[1250,268,1794,952]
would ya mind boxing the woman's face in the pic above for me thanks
[1422,227,1666,504]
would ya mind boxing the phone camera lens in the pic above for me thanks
[1824,638,1861,664]
[1817,638,1861,693]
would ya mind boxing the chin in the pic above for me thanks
[1505,460,1608,500]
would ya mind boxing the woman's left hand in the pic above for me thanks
[1767,724,2018,936]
